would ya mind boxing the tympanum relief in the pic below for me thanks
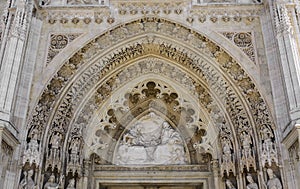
[114,112,188,165]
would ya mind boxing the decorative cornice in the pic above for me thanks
[37,3,263,25]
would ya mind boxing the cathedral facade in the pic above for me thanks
[0,0,299,188]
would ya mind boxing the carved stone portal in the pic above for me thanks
[114,112,188,165]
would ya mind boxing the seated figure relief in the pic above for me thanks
[114,112,188,165]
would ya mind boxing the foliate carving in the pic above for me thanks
[27,18,275,179]
[43,2,263,25]
[113,1,189,16]
[94,164,209,172]
[43,0,108,6]
[192,0,261,5]
[222,32,256,63]
[47,33,81,64]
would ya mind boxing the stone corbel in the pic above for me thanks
[0,122,20,150]
[282,123,300,151]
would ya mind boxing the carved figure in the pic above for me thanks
[44,174,63,189]
[115,113,187,165]
[261,128,278,167]
[246,174,258,189]
[66,178,76,189]
[19,171,27,189]
[225,179,236,189]
[267,168,282,189]
[241,132,252,152]
[69,138,80,164]
[19,170,38,189]
[69,138,80,154]
[223,139,232,156]
[50,133,62,149]
[49,133,62,161]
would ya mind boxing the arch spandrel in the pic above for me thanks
[23,17,280,189]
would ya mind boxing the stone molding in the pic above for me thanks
[22,17,279,188]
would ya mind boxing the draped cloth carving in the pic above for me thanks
[114,112,188,165]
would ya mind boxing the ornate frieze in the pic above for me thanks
[41,0,108,6]
[94,164,210,172]
[42,2,263,25]
[47,33,81,64]
[222,32,256,63]
[192,0,262,5]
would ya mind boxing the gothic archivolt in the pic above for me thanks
[23,17,280,188]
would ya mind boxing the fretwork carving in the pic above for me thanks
[222,32,256,63]
[273,1,292,36]
[47,33,81,64]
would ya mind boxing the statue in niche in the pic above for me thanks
[69,138,80,164]
[44,174,63,189]
[260,127,278,167]
[49,132,62,161]
[23,128,40,165]
[240,131,256,171]
[66,178,76,189]
[221,138,235,176]
[241,131,252,158]
[114,112,187,165]
[246,174,258,189]
[266,168,282,189]
[222,139,232,163]
[19,170,38,189]
[225,179,236,189]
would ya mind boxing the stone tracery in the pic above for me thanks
[23,17,280,188]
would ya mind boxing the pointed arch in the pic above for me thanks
[23,17,279,188]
